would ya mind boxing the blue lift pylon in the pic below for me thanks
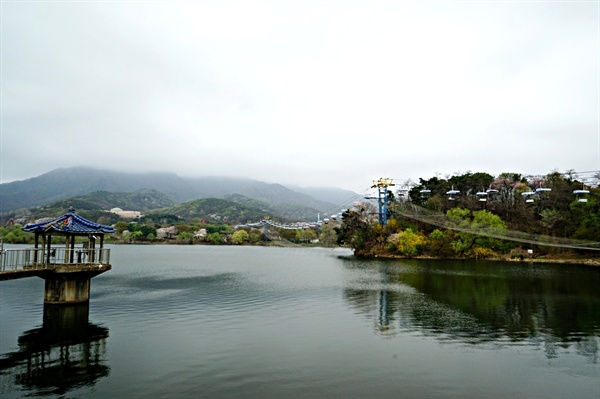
[371,178,395,225]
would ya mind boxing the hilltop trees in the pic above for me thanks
[340,170,599,258]
[445,208,508,258]
[408,170,597,236]
[335,202,378,256]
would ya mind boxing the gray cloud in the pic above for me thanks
[2,1,598,192]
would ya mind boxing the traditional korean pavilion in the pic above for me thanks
[21,207,116,304]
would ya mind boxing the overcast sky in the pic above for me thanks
[2,0,599,193]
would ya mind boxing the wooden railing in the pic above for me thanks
[0,248,111,272]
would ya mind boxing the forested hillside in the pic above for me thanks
[150,198,273,225]
[337,171,600,259]
[33,189,175,215]
[0,167,345,220]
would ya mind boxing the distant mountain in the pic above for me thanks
[31,189,175,217]
[0,167,190,211]
[284,185,363,213]
[151,198,270,225]
[19,192,300,226]
[224,194,315,221]
[0,167,357,220]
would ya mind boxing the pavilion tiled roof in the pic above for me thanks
[23,209,116,235]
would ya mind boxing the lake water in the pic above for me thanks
[1,245,599,398]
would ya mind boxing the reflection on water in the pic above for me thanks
[1,246,598,398]
[0,304,109,397]
[342,258,600,362]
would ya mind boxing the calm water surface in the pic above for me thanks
[1,245,599,398]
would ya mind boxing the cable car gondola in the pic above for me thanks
[476,189,488,202]
[446,186,460,201]
[397,188,409,201]
[535,187,551,197]
[485,187,499,201]
[573,184,590,203]
[521,191,536,203]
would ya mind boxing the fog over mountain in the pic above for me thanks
[3,2,598,191]
[0,167,359,216]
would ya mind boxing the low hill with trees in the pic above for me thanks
[337,170,600,261]
[149,197,275,225]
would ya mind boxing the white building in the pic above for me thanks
[110,208,143,219]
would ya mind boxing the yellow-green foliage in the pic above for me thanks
[387,228,428,257]
[232,229,249,244]
[466,247,497,260]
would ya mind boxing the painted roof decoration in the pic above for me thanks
[23,208,116,235]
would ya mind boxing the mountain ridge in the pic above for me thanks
[0,167,358,220]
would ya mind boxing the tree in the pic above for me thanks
[296,228,317,243]
[386,228,427,257]
[139,225,157,238]
[206,232,223,244]
[96,216,111,226]
[539,208,565,235]
[130,231,143,241]
[176,224,195,234]
[177,232,194,242]
[249,230,264,244]
[318,224,338,246]
[427,228,454,257]
[0,225,33,244]
[335,202,378,255]
[486,174,533,231]
[278,228,297,242]
[446,208,508,256]
[232,230,249,244]
[114,221,129,234]
[572,195,600,240]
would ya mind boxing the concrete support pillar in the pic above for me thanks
[38,265,110,305]
[43,276,91,304]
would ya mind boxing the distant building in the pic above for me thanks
[110,208,143,219]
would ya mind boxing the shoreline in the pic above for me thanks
[114,240,600,266]
[358,253,600,267]
[7,239,598,266]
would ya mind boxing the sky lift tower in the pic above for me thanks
[370,178,395,225]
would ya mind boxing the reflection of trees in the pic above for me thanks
[342,259,600,361]
[0,304,109,396]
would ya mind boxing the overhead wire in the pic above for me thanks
[319,187,372,217]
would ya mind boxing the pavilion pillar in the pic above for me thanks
[70,235,76,263]
[64,236,69,264]
[34,233,40,264]
[46,236,52,265]
[89,235,96,263]
[99,235,105,263]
